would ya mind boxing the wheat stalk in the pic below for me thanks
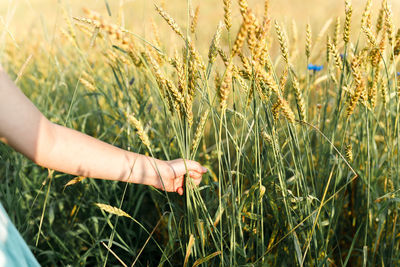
[369,69,379,109]
[223,0,232,31]
[361,0,372,29]
[95,203,133,219]
[384,2,394,47]
[151,18,162,49]
[393,29,400,56]
[376,0,386,34]
[277,97,295,123]
[345,144,353,162]
[191,111,209,151]
[79,77,97,92]
[127,113,152,150]
[247,13,258,55]
[327,38,342,71]
[363,25,377,47]
[380,77,388,108]
[261,130,273,145]
[239,53,252,78]
[333,17,341,47]
[208,22,224,64]
[219,63,234,110]
[183,235,196,267]
[264,0,269,19]
[305,23,312,59]
[218,47,229,66]
[274,21,289,64]
[279,66,288,92]
[343,0,352,44]
[62,7,77,43]
[155,4,185,40]
[189,42,206,73]
[231,10,252,57]
[238,0,248,17]
[292,75,307,121]
[347,56,364,117]
[255,63,279,94]
[64,176,86,188]
[191,6,200,34]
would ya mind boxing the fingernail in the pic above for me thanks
[177,187,184,195]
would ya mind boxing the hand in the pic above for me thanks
[151,158,208,195]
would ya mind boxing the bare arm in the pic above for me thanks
[0,67,206,195]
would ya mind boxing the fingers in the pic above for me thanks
[187,170,202,180]
[167,159,208,195]
[172,173,202,195]
[177,187,184,195]
[174,175,184,195]
[172,172,201,194]
[186,160,208,174]
[170,159,208,177]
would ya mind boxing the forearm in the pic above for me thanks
[37,122,166,186]
[0,66,164,186]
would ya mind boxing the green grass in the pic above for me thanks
[1,0,400,266]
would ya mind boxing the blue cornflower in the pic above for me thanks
[307,64,323,72]
[315,65,323,71]
[397,72,400,77]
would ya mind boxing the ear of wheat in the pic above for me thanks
[274,21,289,63]
[231,10,253,57]
[155,4,185,40]
[343,0,352,44]
[305,23,312,59]
[95,203,133,219]
[191,6,200,34]
[127,113,152,150]
[276,97,295,123]
[208,22,224,64]
[219,63,234,110]
[223,0,232,31]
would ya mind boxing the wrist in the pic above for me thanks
[128,153,169,187]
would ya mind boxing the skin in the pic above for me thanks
[0,66,207,195]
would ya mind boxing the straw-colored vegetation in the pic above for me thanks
[1,0,400,265]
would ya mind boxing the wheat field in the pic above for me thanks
[1,0,400,266]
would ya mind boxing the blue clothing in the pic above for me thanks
[0,204,40,267]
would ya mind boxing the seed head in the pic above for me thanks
[191,111,209,151]
[274,21,289,63]
[127,113,152,150]
[327,38,342,71]
[277,97,295,123]
[384,3,394,47]
[232,10,253,57]
[305,23,312,59]
[292,75,307,121]
[223,0,232,31]
[345,144,353,162]
[208,22,224,64]
[333,17,340,47]
[191,6,200,34]
[219,63,234,110]
[155,4,185,40]
[376,1,386,35]
[95,203,132,219]
[238,0,248,17]
[343,0,352,44]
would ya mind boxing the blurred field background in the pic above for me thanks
[2,0,400,50]
[2,0,400,266]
